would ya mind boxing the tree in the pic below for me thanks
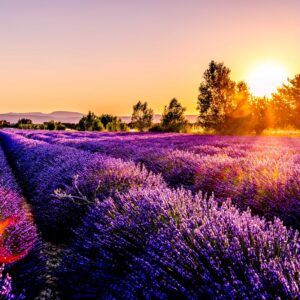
[197,61,236,131]
[222,81,253,134]
[99,114,118,129]
[250,97,272,135]
[85,111,97,131]
[45,120,56,130]
[78,111,104,131]
[17,118,33,129]
[161,98,188,132]
[272,74,300,128]
[131,101,153,131]
[56,122,66,131]
[17,118,32,126]
[98,114,127,131]
[92,119,104,131]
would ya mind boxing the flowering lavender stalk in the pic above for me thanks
[18,130,300,229]
[61,187,300,299]
[0,266,25,300]
[0,131,165,242]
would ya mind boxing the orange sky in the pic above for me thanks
[0,0,299,115]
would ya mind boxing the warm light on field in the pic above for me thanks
[246,62,289,97]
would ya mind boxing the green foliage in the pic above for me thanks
[78,111,104,131]
[272,74,300,128]
[149,124,164,132]
[131,101,153,132]
[41,121,67,130]
[77,111,128,132]
[250,97,272,135]
[103,116,126,132]
[56,122,66,131]
[99,114,118,129]
[17,118,33,129]
[107,121,122,132]
[161,98,188,132]
[197,61,236,131]
[92,119,104,131]
[119,122,129,131]
[17,118,33,125]
[45,120,56,130]
[221,81,253,134]
[198,62,264,135]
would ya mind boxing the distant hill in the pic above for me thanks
[0,111,84,124]
[0,111,198,124]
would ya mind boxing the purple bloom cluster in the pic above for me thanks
[62,187,300,299]
[0,142,46,298]
[2,130,300,299]
[0,266,24,300]
[0,131,164,242]
[18,130,300,229]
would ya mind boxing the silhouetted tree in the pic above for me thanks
[17,118,33,129]
[272,74,300,128]
[55,122,66,130]
[131,101,153,131]
[197,61,236,131]
[92,119,104,131]
[99,114,118,129]
[161,98,188,132]
[17,118,32,125]
[223,81,253,134]
[99,114,128,131]
[86,111,97,131]
[250,97,272,135]
[45,120,56,130]
[78,111,104,131]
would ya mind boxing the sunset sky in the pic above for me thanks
[0,0,299,115]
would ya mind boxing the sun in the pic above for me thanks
[246,62,289,97]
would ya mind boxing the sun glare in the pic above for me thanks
[246,62,289,97]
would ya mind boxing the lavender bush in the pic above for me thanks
[1,130,300,298]
[61,187,300,299]
[0,131,165,242]
[0,266,25,300]
[0,143,46,298]
[19,130,300,229]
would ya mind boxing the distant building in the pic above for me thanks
[0,120,10,127]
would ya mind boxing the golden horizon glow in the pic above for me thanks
[246,62,289,97]
[0,1,299,114]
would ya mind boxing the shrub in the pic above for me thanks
[0,144,45,298]
[0,131,165,242]
[61,188,300,299]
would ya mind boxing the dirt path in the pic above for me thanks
[34,241,65,300]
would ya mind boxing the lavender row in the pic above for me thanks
[0,131,165,243]
[61,187,300,299]
[0,143,46,299]
[18,130,300,229]
[3,131,300,298]
[17,130,300,157]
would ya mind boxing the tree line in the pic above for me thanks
[128,60,300,134]
[1,60,299,134]
[75,99,189,132]
[197,60,300,134]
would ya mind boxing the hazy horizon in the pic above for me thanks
[1,0,299,115]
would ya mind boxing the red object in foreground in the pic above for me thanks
[0,216,29,264]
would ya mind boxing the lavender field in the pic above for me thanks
[0,130,299,299]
